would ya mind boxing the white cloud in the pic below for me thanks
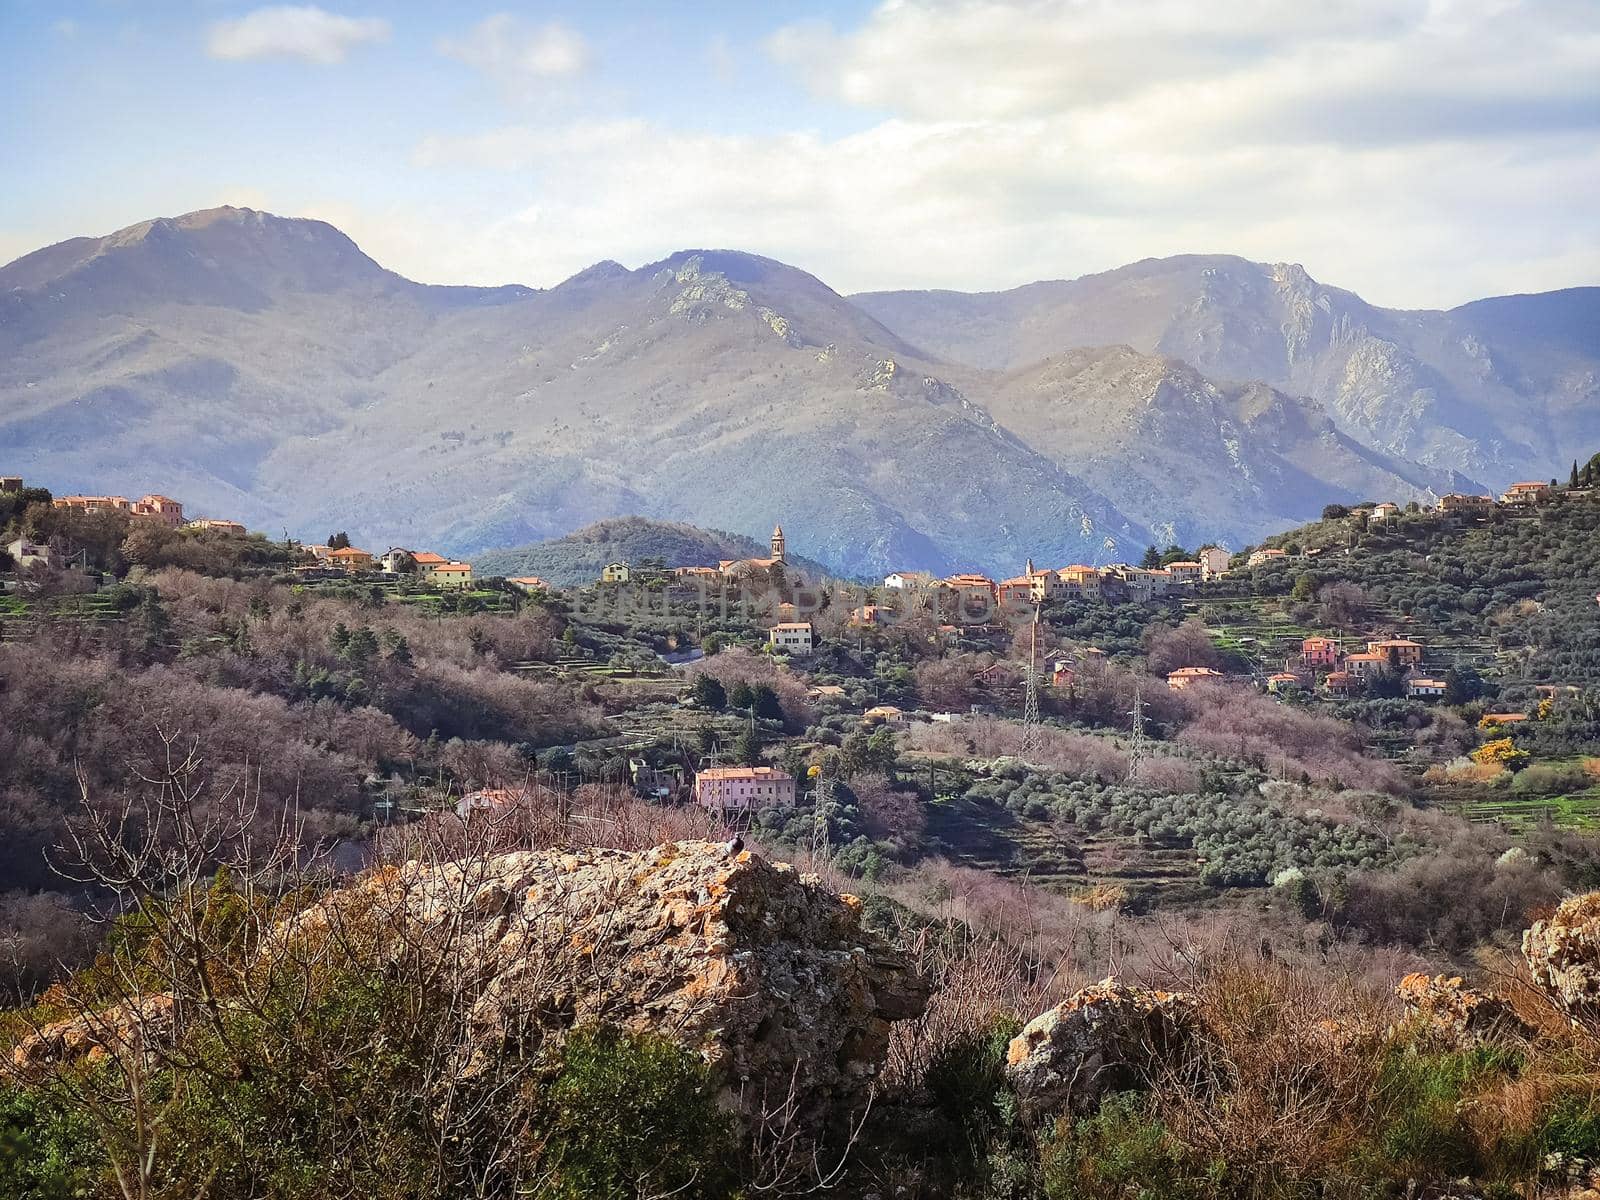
[207,6,390,64]
[438,14,591,95]
[387,0,1600,307]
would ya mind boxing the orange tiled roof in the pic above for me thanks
[697,766,792,781]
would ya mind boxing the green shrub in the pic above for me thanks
[0,1084,102,1200]
[539,1025,740,1200]
[1039,1093,1209,1200]
[1540,1093,1600,1162]
[1371,1046,1521,1182]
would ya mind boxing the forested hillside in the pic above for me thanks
[1244,478,1600,683]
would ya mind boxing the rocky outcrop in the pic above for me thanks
[1393,973,1530,1048]
[1005,979,1200,1122]
[1524,892,1600,1023]
[12,995,177,1072]
[26,843,926,1127]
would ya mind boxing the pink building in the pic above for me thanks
[133,494,185,527]
[692,766,797,812]
[1301,637,1339,668]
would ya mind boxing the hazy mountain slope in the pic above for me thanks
[0,208,1146,578]
[984,347,1477,547]
[854,258,1600,484]
[0,208,532,525]
[474,516,837,586]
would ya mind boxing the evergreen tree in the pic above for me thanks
[752,683,783,722]
[732,726,763,766]
[690,674,726,709]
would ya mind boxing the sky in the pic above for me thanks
[2,0,1598,307]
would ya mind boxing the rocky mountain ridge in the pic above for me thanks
[4,207,1590,574]
[855,256,1599,486]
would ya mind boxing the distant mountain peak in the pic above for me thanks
[558,259,629,288]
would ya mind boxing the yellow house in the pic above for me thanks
[601,562,631,584]
[425,561,474,589]
[326,546,375,572]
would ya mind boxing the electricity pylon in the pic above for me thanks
[1127,684,1146,782]
[1021,601,1042,755]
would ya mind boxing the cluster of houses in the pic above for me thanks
[1365,481,1560,523]
[882,546,1235,609]
[1267,635,1445,699]
[3,479,252,574]
[297,544,479,589]
[603,525,792,587]
[1165,635,1455,700]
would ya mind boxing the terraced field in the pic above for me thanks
[924,791,1213,909]
[1453,787,1600,830]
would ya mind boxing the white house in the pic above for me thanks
[883,570,933,589]
[767,621,816,655]
[4,536,53,570]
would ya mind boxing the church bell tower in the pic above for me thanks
[770,524,786,563]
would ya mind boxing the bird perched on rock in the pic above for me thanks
[723,835,744,858]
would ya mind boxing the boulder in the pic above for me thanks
[97,841,924,1127]
[11,844,926,1127]
[1525,892,1600,1023]
[1393,972,1530,1048]
[1005,979,1200,1121]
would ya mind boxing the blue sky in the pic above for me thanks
[3,1,1598,306]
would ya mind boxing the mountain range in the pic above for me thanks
[3,207,1594,577]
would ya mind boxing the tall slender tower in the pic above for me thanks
[1021,602,1041,754]
[1127,684,1145,782]
[770,524,786,563]
[810,764,830,864]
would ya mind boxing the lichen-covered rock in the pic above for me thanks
[11,843,927,1131]
[12,995,177,1072]
[1524,892,1600,1023]
[1393,973,1530,1048]
[282,841,928,1124]
[1005,979,1200,1121]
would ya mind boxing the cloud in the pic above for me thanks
[389,0,1600,307]
[207,6,390,64]
[438,13,591,94]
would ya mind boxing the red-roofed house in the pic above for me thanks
[692,766,796,812]
[326,546,375,572]
[425,561,474,589]
[1167,666,1224,691]
[1301,636,1339,668]
[1368,638,1424,667]
[1501,481,1551,507]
